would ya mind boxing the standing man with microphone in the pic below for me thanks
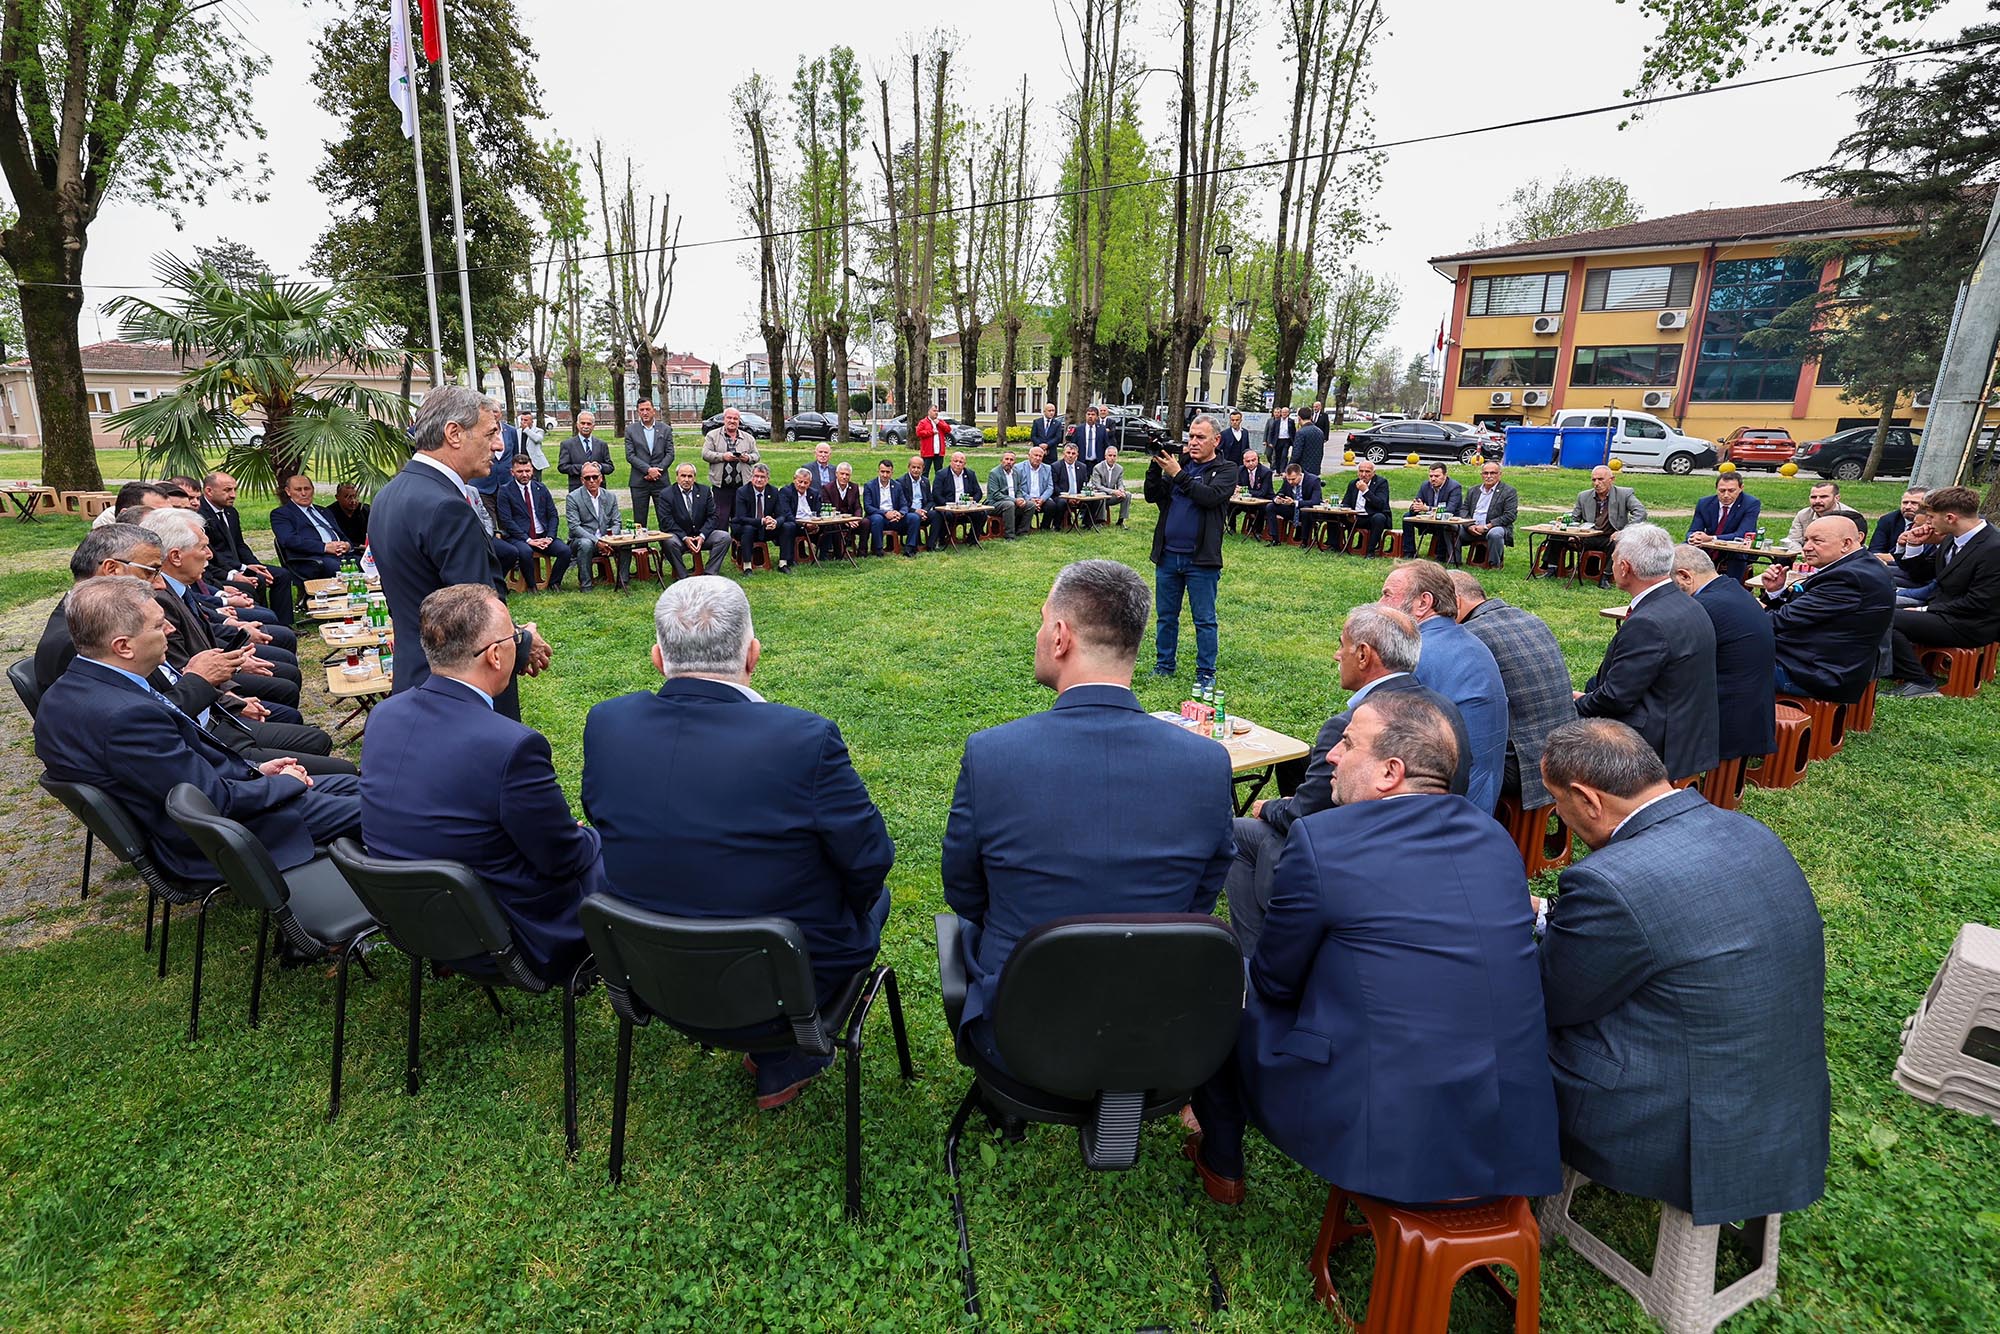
[1146,413,1238,690]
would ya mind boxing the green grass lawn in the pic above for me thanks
[0,466,1992,1330]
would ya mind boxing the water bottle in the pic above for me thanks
[1211,688,1228,740]
[380,632,394,679]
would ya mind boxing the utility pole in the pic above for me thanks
[1911,187,2000,490]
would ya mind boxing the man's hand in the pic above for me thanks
[685,534,704,551]
[1689,530,1712,545]
[185,647,244,686]
[1411,499,1430,513]
[529,536,551,550]
[223,587,254,608]
[245,625,273,645]
[1572,688,1585,700]
[1759,563,1788,594]
[227,571,258,590]
[885,509,901,522]
[1470,523,1489,536]
[646,466,663,481]
[1156,451,1182,478]
[258,757,312,784]
[521,624,552,675]
[762,516,777,531]
[1248,798,1265,819]
[327,540,351,555]
[229,693,271,721]
[249,564,273,580]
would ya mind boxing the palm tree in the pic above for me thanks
[104,255,414,495]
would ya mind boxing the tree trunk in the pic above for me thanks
[811,331,831,412]
[788,370,802,417]
[997,320,1022,438]
[1272,299,1309,407]
[959,322,982,425]
[1196,341,1214,402]
[10,256,102,491]
[832,326,851,439]
[764,332,787,433]
[1066,315,1097,418]
[564,352,582,421]
[1227,329,1249,406]
[530,357,549,427]
[498,361,517,420]
[400,354,415,404]
[1315,355,1336,404]
[1861,396,1896,482]
[609,358,627,436]
[1046,352,1064,415]
[634,348,654,405]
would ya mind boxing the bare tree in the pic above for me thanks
[1317,268,1399,421]
[589,139,629,435]
[874,44,954,419]
[946,129,995,426]
[988,76,1047,438]
[1059,0,1128,418]
[735,74,788,435]
[827,48,865,438]
[612,161,680,413]
[1166,0,1249,436]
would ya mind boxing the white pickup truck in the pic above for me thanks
[1551,409,1718,475]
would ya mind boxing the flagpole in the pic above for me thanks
[396,0,445,388]
[433,4,480,389]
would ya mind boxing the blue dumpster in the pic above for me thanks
[1502,425,1558,467]
[1557,426,1611,470]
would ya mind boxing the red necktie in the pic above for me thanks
[1719,503,1730,531]
[523,484,539,537]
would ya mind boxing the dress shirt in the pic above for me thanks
[1607,788,1678,842]
[412,450,478,503]
[297,502,342,545]
[519,483,542,537]
[1473,486,1496,523]
[80,655,154,695]
[1947,520,1989,566]
[1347,671,1410,708]
[1626,579,1671,612]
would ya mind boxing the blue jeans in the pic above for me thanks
[1773,661,1804,694]
[1155,553,1220,682]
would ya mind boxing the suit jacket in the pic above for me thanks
[824,480,864,517]
[1341,475,1391,517]
[496,477,562,542]
[775,486,822,525]
[1869,509,1912,555]
[34,657,317,881]
[1291,422,1327,476]
[807,460,839,493]
[198,498,264,570]
[566,486,624,541]
[984,465,1017,502]
[1050,459,1091,496]
[1240,464,1274,500]
[1029,414,1066,448]
[582,676,892,999]
[155,584,220,668]
[623,419,675,485]
[501,422,548,470]
[1274,474,1323,507]
[942,684,1236,1030]
[1014,461,1055,503]
[1460,480,1520,532]
[1408,478,1464,516]
[864,477,902,517]
[1414,616,1509,814]
[659,485,722,538]
[556,434,615,485]
[35,599,236,730]
[1217,426,1252,466]
[269,501,347,580]
[914,415,948,457]
[1541,788,1827,1223]
[1459,598,1576,810]
[1260,674,1470,837]
[936,468,982,505]
[1688,493,1762,542]
[1090,461,1128,495]
[1764,548,1897,702]
[1242,794,1560,1203]
[1070,421,1110,465]
[892,473,931,513]
[331,502,369,547]
[368,457,522,712]
[1570,486,1647,530]
[469,447,513,498]
[733,484,780,527]
[1262,415,1295,448]
[1914,522,2000,641]
[1693,578,1777,762]
[361,676,600,978]
[1577,584,1719,780]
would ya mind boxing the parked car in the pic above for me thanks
[1101,409,1169,450]
[1720,427,1796,470]
[1549,408,1717,474]
[1792,426,1921,480]
[877,415,983,448]
[781,410,870,443]
[699,410,772,439]
[1440,420,1504,451]
[1346,418,1491,466]
[1373,411,1409,423]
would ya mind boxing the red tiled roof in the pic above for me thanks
[61,341,399,377]
[1428,197,1916,265]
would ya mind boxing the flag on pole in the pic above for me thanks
[1435,317,1447,353]
[387,0,416,140]
[417,0,443,64]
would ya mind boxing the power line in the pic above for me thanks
[22,31,2000,296]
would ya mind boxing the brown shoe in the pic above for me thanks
[1183,1133,1245,1205]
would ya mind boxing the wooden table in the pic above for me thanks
[1402,514,1477,565]
[1151,710,1312,815]
[1228,494,1271,538]
[935,502,992,547]
[1700,538,1803,571]
[799,514,865,564]
[303,576,381,596]
[1599,604,1630,626]
[304,594,384,622]
[596,529,676,583]
[323,660,391,732]
[1296,505,1358,552]
[2,484,58,522]
[1523,522,1607,587]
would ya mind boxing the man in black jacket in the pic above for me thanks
[198,469,299,627]
[1883,485,2000,697]
[1760,516,1896,702]
[1145,412,1237,689]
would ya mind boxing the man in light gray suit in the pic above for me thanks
[986,449,1021,539]
[1013,444,1056,532]
[1089,444,1131,526]
[1545,465,1648,586]
[557,411,615,492]
[623,398,674,530]
[566,464,628,590]
[1538,719,1828,1226]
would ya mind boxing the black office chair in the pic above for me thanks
[164,784,377,1041]
[580,895,914,1219]
[8,657,42,716]
[325,838,593,1145]
[38,774,217,986]
[935,912,1246,1319]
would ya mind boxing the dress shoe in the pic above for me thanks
[1182,1134,1244,1205]
[1893,679,1941,698]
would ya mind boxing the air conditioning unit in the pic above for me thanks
[1522,390,1551,408]
[1489,391,1513,406]
[1642,389,1674,410]
[1914,389,1935,408]
[1532,315,1562,336]
[1657,310,1689,331]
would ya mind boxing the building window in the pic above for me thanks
[1457,348,1557,387]
[86,389,115,414]
[1030,344,1046,372]
[935,350,949,374]
[1570,344,1684,388]
[1015,386,1028,413]
[1581,263,1699,312]
[933,387,948,411]
[1467,271,1567,316]
[127,388,153,403]
[1690,256,1819,402]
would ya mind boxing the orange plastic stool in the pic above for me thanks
[1495,795,1572,878]
[1695,757,1746,811]
[1348,528,1401,559]
[1775,692,1846,762]
[1982,642,1999,684]
[1847,679,1878,733]
[1747,704,1812,790]
[1310,1189,1541,1334]
[1917,645,1984,698]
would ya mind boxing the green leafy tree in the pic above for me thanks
[310,0,547,385]
[1625,0,1946,98]
[103,255,412,494]
[0,206,21,362]
[192,238,272,289]
[702,364,726,418]
[0,0,267,490]
[1317,269,1399,421]
[1467,173,1643,248]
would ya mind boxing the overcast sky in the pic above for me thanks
[72,0,1992,377]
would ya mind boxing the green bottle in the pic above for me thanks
[1211,689,1228,739]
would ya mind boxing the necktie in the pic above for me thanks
[1718,503,1730,532]
[1945,540,1957,569]
[305,505,339,543]
[523,484,540,537]
[1596,494,1607,526]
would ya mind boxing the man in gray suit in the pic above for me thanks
[1462,460,1520,567]
[986,449,1021,539]
[623,398,674,530]
[566,464,628,590]
[557,411,615,493]
[1223,605,1470,956]
[1537,719,1828,1226]
[1543,465,1648,587]
[1089,445,1131,526]
[1451,571,1575,810]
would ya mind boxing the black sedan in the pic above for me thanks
[1102,410,1169,450]
[780,410,870,443]
[700,410,773,439]
[879,416,986,448]
[1346,418,1490,466]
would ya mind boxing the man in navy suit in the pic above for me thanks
[1262,404,1295,474]
[1267,463,1322,547]
[1290,416,1326,479]
[1576,524,1719,782]
[1538,720,1827,1225]
[268,473,353,580]
[1685,472,1762,582]
[943,560,1236,1069]
[731,464,785,567]
[367,386,552,721]
[1336,459,1392,555]
[362,584,603,981]
[657,462,734,579]
[774,467,823,568]
[495,453,576,590]
[1870,486,1934,585]
[581,577,892,1109]
[862,458,910,556]
[34,578,360,883]
[1185,689,1560,1207]
[1217,409,1252,468]
[1029,402,1066,455]
[1758,516,1896,701]
[1379,560,1508,814]
[891,455,934,557]
[1235,448,1274,538]
[1069,405,1109,468]
[1672,546,1776,763]
[1400,464,1466,563]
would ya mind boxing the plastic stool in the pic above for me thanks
[1495,795,1572,878]
[1775,692,1845,762]
[1847,679,1878,733]
[1982,642,1999,684]
[1916,644,1983,698]
[1311,1188,1540,1333]
[1695,757,1746,811]
[1746,704,1811,790]
[1537,1167,1781,1334]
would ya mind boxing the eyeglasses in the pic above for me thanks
[120,560,162,578]
[480,627,520,657]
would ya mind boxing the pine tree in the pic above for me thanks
[702,364,725,418]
